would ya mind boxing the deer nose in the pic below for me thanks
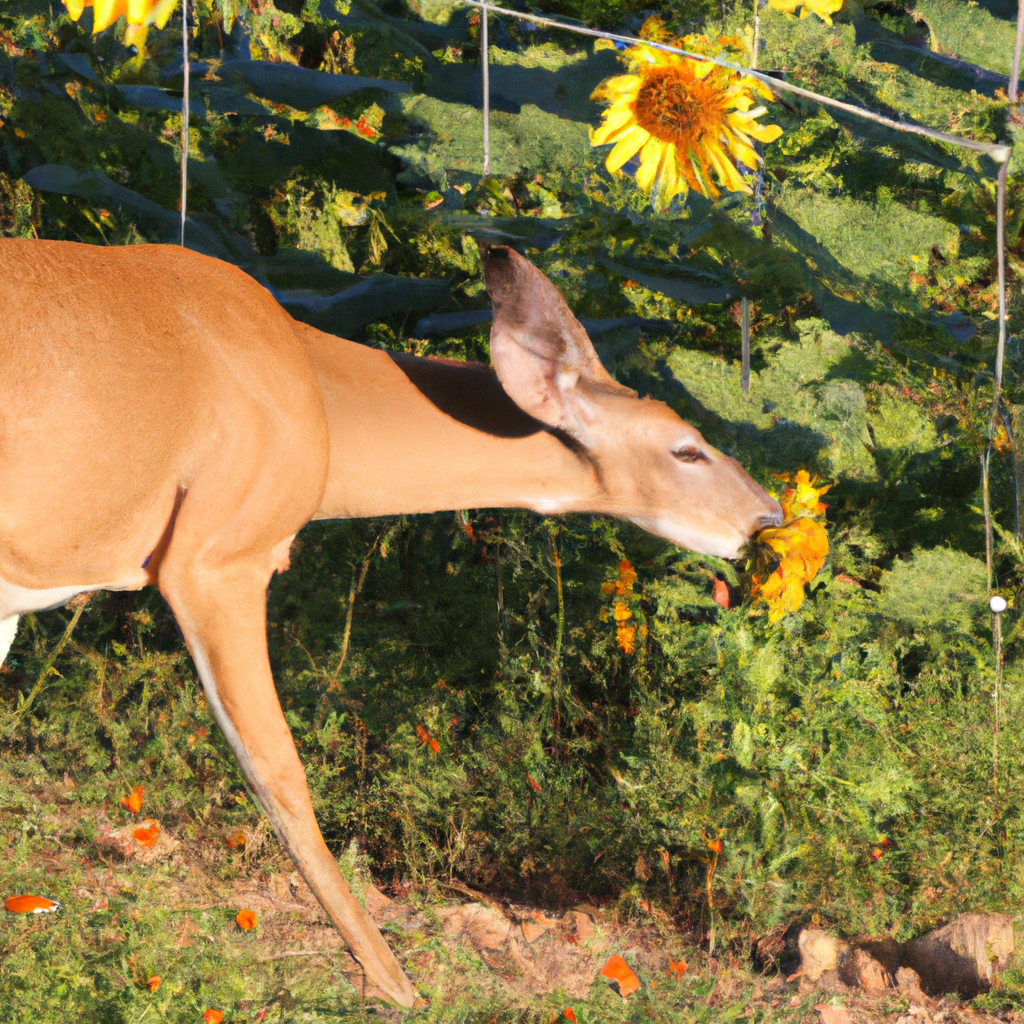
[757,504,784,530]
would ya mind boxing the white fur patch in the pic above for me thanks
[0,615,19,667]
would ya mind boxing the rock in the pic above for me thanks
[437,903,511,950]
[521,919,550,943]
[895,966,927,1003]
[814,1004,858,1024]
[839,947,893,994]
[799,928,845,981]
[567,910,595,943]
[902,913,1014,997]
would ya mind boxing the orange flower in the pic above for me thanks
[146,975,161,992]
[668,957,688,976]
[120,785,144,814]
[563,1010,578,1022]
[527,774,542,792]
[4,894,60,914]
[707,838,723,855]
[617,559,637,594]
[415,724,440,754]
[236,909,257,931]
[133,820,160,847]
[616,624,636,654]
[600,954,641,998]
[613,601,632,622]
[203,1011,225,1024]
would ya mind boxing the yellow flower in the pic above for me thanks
[774,469,830,519]
[64,0,177,47]
[767,0,843,24]
[751,472,831,622]
[752,518,829,622]
[590,35,783,208]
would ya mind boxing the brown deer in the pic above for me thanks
[0,239,781,1006]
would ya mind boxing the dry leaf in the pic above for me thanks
[120,785,144,813]
[600,954,641,998]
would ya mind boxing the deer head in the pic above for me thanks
[483,245,782,558]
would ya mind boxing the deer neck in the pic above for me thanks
[298,326,602,520]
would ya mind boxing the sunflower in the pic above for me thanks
[590,36,783,208]
[767,0,844,24]
[64,0,177,48]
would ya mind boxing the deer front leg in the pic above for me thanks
[159,562,417,1009]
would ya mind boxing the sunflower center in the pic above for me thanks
[633,66,716,146]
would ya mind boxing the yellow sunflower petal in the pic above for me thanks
[92,0,127,31]
[148,0,178,29]
[590,75,641,104]
[605,124,649,173]
[590,105,639,146]
[124,22,148,46]
[634,136,666,191]
[707,144,750,193]
[654,143,686,207]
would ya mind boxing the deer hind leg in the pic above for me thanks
[158,559,417,1008]
[0,615,18,667]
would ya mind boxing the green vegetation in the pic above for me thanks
[2,0,1024,1019]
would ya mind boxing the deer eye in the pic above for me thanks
[673,446,707,464]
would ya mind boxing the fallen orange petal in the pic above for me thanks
[120,785,144,813]
[668,957,688,976]
[4,894,61,914]
[600,954,640,998]
[712,577,730,609]
[527,774,542,792]
[225,829,247,850]
[146,975,161,992]
[203,1011,224,1024]
[236,909,257,931]
[133,820,160,847]
[563,1009,577,1022]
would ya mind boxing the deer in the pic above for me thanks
[0,238,782,1007]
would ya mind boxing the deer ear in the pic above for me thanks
[482,246,634,439]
